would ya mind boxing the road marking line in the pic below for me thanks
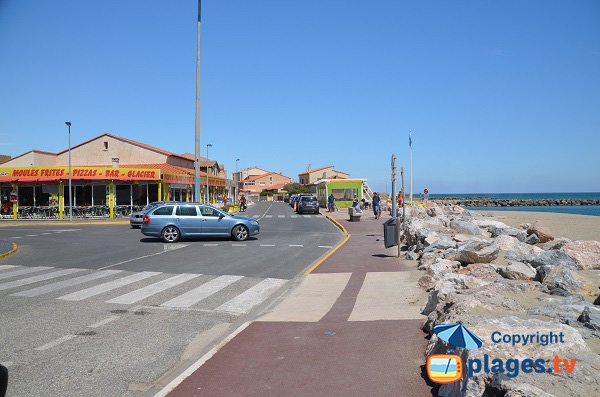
[57,271,161,301]
[203,243,219,246]
[306,215,350,274]
[318,245,333,248]
[252,215,260,218]
[0,266,53,281]
[231,243,246,247]
[11,236,22,239]
[35,334,77,351]
[290,215,298,218]
[259,244,275,247]
[303,215,312,218]
[0,268,85,291]
[0,265,18,271]
[265,215,273,218]
[96,245,187,270]
[216,278,287,314]
[106,273,201,305]
[12,270,123,297]
[277,215,285,218]
[26,235,38,237]
[88,315,120,329]
[257,202,274,220]
[161,275,243,308]
[41,232,53,235]
[288,244,303,247]
[152,322,251,397]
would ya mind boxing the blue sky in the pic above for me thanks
[1,0,599,194]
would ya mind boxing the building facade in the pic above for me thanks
[298,165,349,185]
[0,133,226,219]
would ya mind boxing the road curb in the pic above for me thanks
[304,214,351,274]
[0,221,129,227]
[0,242,18,259]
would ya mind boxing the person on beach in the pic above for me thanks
[372,192,381,219]
[328,193,335,212]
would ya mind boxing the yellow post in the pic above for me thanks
[165,184,170,201]
[157,182,162,201]
[12,184,18,220]
[186,185,191,202]
[109,181,115,219]
[58,181,64,220]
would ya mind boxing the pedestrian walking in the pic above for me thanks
[328,193,335,212]
[372,192,381,219]
[239,194,247,212]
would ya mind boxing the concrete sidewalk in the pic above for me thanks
[166,209,432,397]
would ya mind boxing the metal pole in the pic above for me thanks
[235,158,239,204]
[409,131,413,205]
[391,154,396,220]
[205,144,212,203]
[194,0,202,201]
[400,167,405,258]
[66,122,72,221]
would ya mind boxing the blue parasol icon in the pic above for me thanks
[433,323,482,350]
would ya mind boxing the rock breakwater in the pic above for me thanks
[431,198,600,207]
[402,204,600,396]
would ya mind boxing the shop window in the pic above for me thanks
[259,182,265,186]
[332,188,357,201]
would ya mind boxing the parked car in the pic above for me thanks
[296,195,320,214]
[140,202,260,242]
[130,201,167,228]
[289,195,298,207]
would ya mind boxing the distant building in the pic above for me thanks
[0,154,11,164]
[298,165,349,185]
[239,170,292,201]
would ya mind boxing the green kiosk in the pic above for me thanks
[315,179,365,208]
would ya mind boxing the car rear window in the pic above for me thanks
[301,196,317,202]
[152,206,174,216]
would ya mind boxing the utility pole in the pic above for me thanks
[65,121,72,221]
[401,167,406,221]
[194,0,202,202]
[205,143,212,203]
[391,154,396,220]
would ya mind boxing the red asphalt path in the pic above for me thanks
[168,213,432,397]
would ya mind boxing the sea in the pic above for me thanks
[427,192,600,216]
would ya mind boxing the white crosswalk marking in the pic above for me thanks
[58,271,161,301]
[265,215,273,218]
[303,215,312,218]
[252,215,260,218]
[0,265,18,271]
[216,278,286,314]
[290,215,298,218]
[277,215,285,218]
[0,266,53,281]
[161,275,243,308]
[12,270,124,297]
[106,273,201,305]
[0,268,84,291]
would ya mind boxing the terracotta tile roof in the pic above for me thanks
[298,165,334,176]
[55,133,192,162]
[243,171,291,182]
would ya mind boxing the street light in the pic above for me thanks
[235,158,240,204]
[65,121,72,221]
[205,143,212,203]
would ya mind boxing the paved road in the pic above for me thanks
[0,202,343,397]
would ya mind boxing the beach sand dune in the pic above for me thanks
[474,210,600,241]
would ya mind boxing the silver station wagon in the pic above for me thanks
[140,202,259,243]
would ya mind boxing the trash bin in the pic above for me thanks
[383,218,398,248]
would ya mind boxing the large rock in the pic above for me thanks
[541,265,583,295]
[537,237,572,251]
[561,240,600,270]
[578,306,600,331]
[423,236,456,252]
[495,235,543,262]
[528,221,554,243]
[524,250,578,269]
[498,261,537,281]
[450,239,499,264]
[490,225,528,242]
[472,219,511,229]
[449,220,481,235]
[525,233,540,245]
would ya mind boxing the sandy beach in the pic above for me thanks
[473,210,600,242]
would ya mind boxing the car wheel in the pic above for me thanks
[161,226,180,243]
[232,224,249,241]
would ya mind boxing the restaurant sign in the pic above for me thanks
[0,166,160,182]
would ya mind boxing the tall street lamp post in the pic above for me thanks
[65,122,72,221]
[194,0,202,202]
[205,143,212,203]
